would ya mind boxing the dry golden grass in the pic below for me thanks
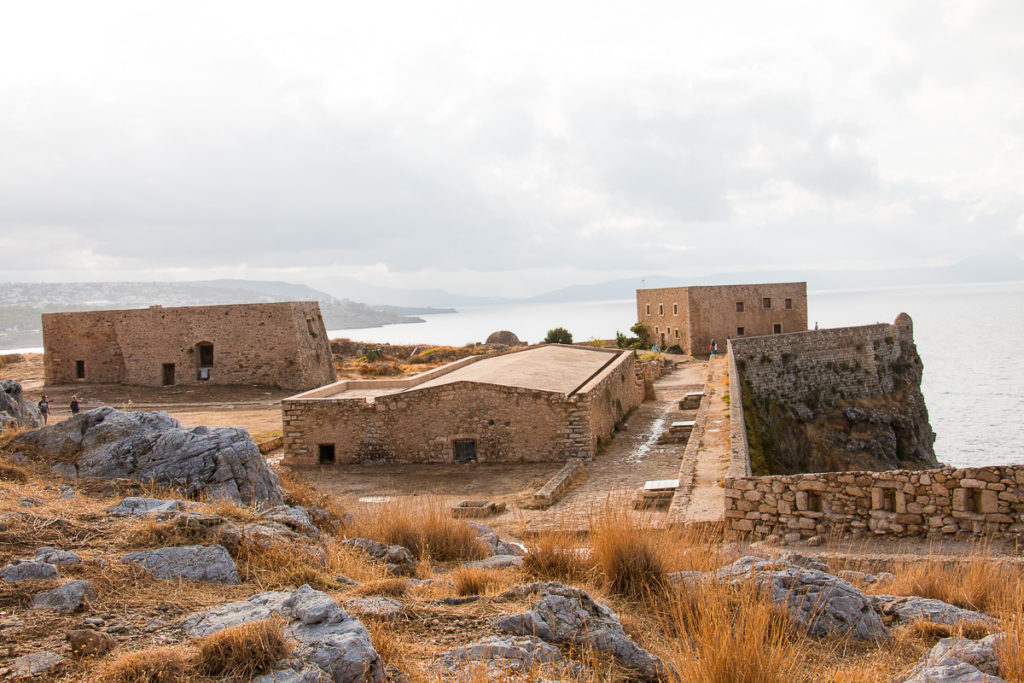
[126,517,216,549]
[886,544,1021,613]
[522,529,592,584]
[353,496,487,562]
[235,539,334,590]
[277,468,350,533]
[997,585,1024,682]
[195,618,289,680]
[98,645,191,682]
[356,578,409,597]
[201,498,262,523]
[0,461,28,483]
[452,567,503,596]
[589,502,667,598]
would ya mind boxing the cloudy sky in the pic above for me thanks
[1,1,1022,297]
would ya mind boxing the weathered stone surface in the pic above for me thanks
[485,331,522,347]
[713,556,888,641]
[33,547,80,567]
[0,380,41,429]
[467,522,524,557]
[493,582,670,680]
[341,538,415,566]
[463,555,524,570]
[182,584,385,682]
[9,651,63,677]
[261,505,321,538]
[253,667,330,682]
[440,635,571,677]
[838,570,895,587]
[31,580,96,613]
[898,634,1006,683]
[776,551,829,573]
[19,407,283,505]
[121,545,240,584]
[67,629,117,657]
[344,597,404,621]
[107,496,199,518]
[872,595,997,627]
[2,559,58,582]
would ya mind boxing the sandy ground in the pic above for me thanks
[680,354,732,523]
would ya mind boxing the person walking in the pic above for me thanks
[37,395,50,425]
[710,338,717,360]
[70,395,80,416]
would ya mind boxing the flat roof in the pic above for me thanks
[321,345,622,400]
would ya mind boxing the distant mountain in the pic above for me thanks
[323,276,502,308]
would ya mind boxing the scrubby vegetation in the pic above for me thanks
[543,327,574,344]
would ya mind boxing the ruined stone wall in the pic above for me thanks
[636,283,807,355]
[579,351,642,452]
[43,302,335,391]
[724,465,1024,541]
[729,315,936,474]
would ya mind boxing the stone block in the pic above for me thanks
[959,478,985,489]
[796,480,826,492]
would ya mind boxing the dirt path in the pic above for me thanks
[679,354,732,523]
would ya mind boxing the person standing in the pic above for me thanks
[710,338,717,360]
[37,395,50,425]
[70,395,80,416]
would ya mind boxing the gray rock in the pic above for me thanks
[838,569,895,586]
[19,497,43,508]
[463,554,524,570]
[2,560,58,582]
[0,380,42,429]
[182,584,385,682]
[341,538,415,566]
[712,556,889,641]
[261,505,321,538]
[31,580,96,613]
[899,634,1007,683]
[9,651,63,677]
[121,545,240,584]
[440,635,565,674]
[493,582,670,680]
[344,597,404,621]
[19,407,283,505]
[253,667,330,682]
[873,595,997,627]
[467,522,524,557]
[34,547,80,567]
[776,551,830,573]
[107,496,199,518]
[51,462,78,479]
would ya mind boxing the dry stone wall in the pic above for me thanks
[725,465,1024,541]
[43,302,335,391]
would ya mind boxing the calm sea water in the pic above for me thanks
[335,281,1024,468]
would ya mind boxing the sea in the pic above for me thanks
[331,281,1024,469]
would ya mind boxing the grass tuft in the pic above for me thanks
[195,618,289,679]
[98,645,191,682]
[589,502,666,599]
[353,496,487,562]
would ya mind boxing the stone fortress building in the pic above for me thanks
[282,345,641,465]
[636,282,808,354]
[42,302,336,391]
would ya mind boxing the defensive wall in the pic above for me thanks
[636,282,807,355]
[42,302,335,391]
[723,315,1021,540]
[282,345,642,465]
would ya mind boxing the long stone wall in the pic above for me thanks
[725,465,1024,541]
[43,302,335,391]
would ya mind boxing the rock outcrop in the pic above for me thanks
[121,545,240,584]
[872,595,997,628]
[0,380,41,429]
[19,407,283,505]
[31,580,96,613]
[439,635,583,679]
[485,331,522,347]
[182,584,385,682]
[898,634,1006,683]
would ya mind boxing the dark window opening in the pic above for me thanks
[673,303,678,315]
[763,297,772,309]
[453,439,477,463]
[806,492,823,513]
[773,324,782,334]
[645,304,650,315]
[785,298,793,310]
[197,343,214,367]
[876,489,895,512]
[75,360,85,379]
[736,327,744,336]
[658,304,664,315]
[318,444,335,464]
[736,301,744,313]
[161,363,175,386]
[674,328,679,338]
[966,488,982,513]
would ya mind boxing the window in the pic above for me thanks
[674,328,679,338]
[453,439,477,463]
[654,327,659,335]
[806,492,823,513]
[736,301,744,313]
[874,488,895,512]
[785,298,793,310]
[75,360,85,379]
[673,303,678,315]
[658,304,664,315]
[318,444,335,464]
[645,304,650,315]
[763,298,772,309]
[197,342,214,367]
[736,327,744,336]
[965,488,982,513]
[773,324,782,334]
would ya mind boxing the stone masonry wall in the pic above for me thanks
[283,348,640,464]
[724,465,1024,541]
[43,302,335,391]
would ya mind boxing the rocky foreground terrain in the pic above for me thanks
[0,393,1023,681]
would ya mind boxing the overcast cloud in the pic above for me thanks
[1,0,1022,297]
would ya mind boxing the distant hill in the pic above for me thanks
[0,279,434,350]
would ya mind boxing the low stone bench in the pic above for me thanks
[679,392,703,410]
[532,459,585,508]
[451,500,506,519]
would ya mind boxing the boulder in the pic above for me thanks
[485,331,522,347]
[838,570,895,587]
[181,584,385,682]
[107,496,200,518]
[67,629,117,657]
[493,582,670,681]
[121,545,240,584]
[344,597,404,621]
[2,559,58,582]
[341,538,415,566]
[466,522,524,557]
[711,556,888,641]
[440,635,574,677]
[260,505,321,539]
[253,667,330,682]
[0,380,41,429]
[33,547,80,567]
[9,651,63,678]
[872,595,997,628]
[31,580,96,613]
[899,634,1006,683]
[19,407,282,505]
[463,555,524,570]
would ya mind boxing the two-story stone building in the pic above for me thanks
[636,282,808,355]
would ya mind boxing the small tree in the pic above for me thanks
[630,323,650,346]
[615,331,629,348]
[544,327,573,344]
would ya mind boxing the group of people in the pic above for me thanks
[35,394,79,425]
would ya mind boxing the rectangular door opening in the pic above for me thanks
[161,363,175,386]
[318,444,336,464]
[75,360,85,379]
[453,439,477,463]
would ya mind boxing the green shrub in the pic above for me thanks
[544,327,573,344]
